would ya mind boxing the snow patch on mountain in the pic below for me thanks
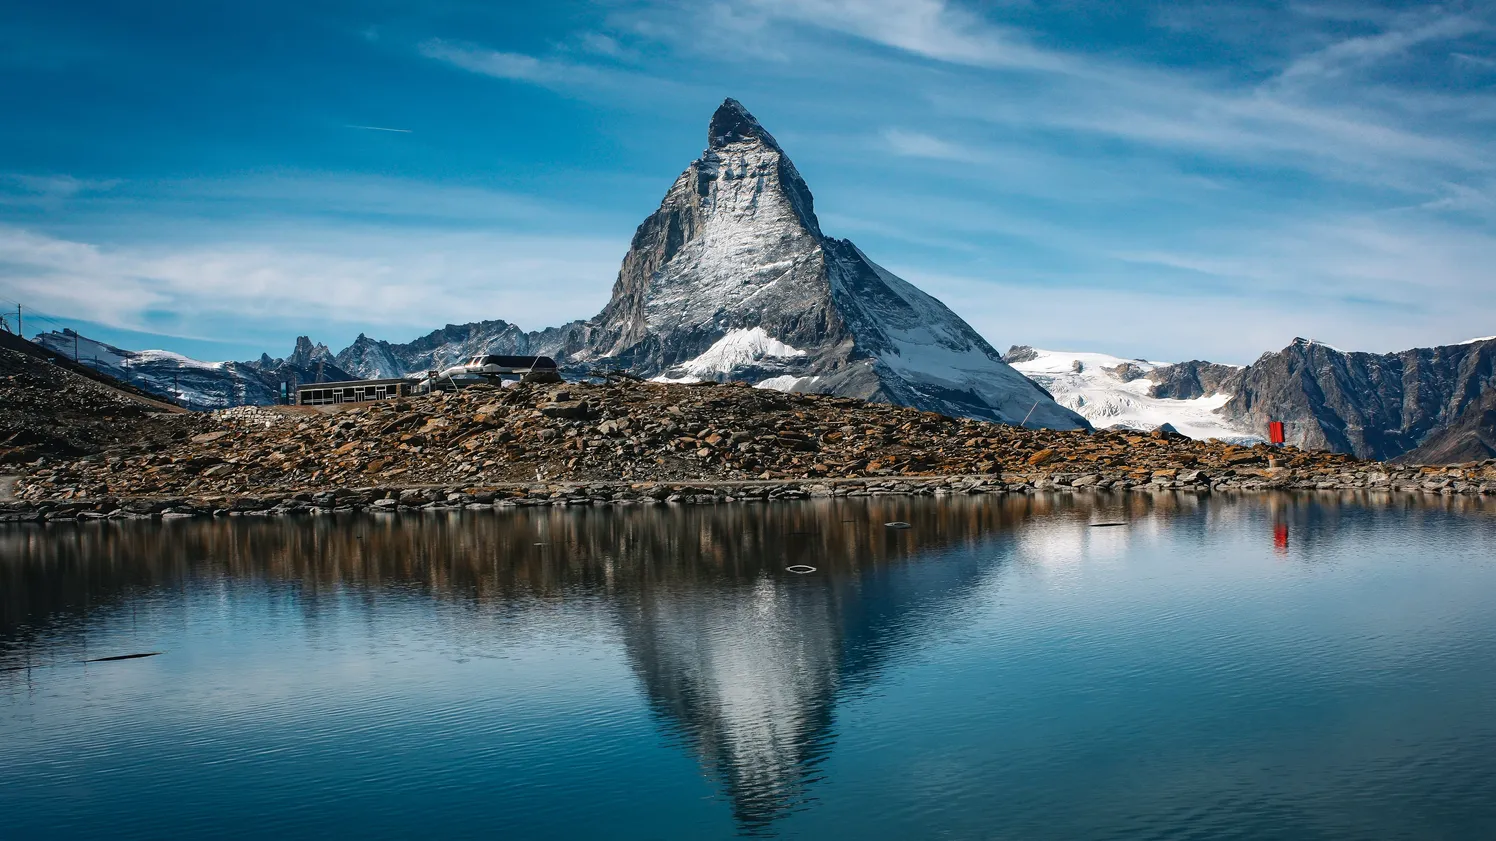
[755,374,819,392]
[1010,349,1257,441]
[652,327,807,383]
[132,350,229,371]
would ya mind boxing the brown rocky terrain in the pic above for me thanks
[5,376,1492,521]
[0,346,210,466]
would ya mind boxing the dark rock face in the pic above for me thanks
[1219,337,1496,461]
[1149,361,1244,400]
[1398,387,1496,464]
[1002,345,1039,365]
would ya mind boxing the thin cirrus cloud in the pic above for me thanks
[0,223,625,343]
[418,39,560,82]
[879,128,986,163]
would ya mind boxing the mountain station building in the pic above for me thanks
[295,378,413,406]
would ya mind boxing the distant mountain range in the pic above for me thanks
[35,330,352,410]
[1003,336,1496,462]
[26,99,1496,463]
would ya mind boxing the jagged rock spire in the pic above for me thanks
[708,98,780,150]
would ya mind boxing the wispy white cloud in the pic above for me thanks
[1274,12,1485,84]
[419,39,561,82]
[880,128,985,163]
[1452,51,1496,69]
[416,36,696,102]
[0,224,625,341]
[2,173,121,198]
[720,0,1070,72]
[1102,212,1496,353]
[609,0,1493,185]
[576,32,630,59]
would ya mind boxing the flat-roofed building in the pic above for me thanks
[296,378,412,406]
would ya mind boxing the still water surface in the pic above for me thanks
[3,493,1496,840]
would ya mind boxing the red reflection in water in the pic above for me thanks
[1274,522,1289,555]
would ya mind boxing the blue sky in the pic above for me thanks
[1,0,1493,364]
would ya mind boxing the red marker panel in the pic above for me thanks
[1269,421,1285,445]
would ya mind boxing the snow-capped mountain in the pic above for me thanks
[574,98,1086,429]
[335,320,588,380]
[333,98,1085,429]
[1003,346,1256,441]
[34,330,353,410]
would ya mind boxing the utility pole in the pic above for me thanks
[16,305,20,339]
[74,330,80,362]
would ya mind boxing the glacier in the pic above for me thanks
[1007,348,1258,442]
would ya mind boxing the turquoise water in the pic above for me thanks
[3,493,1495,840]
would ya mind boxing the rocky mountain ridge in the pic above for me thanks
[1003,337,1496,462]
[34,330,354,410]
[333,320,589,380]
[1219,337,1496,461]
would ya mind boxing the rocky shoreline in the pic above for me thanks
[6,376,1493,524]
[4,462,1494,523]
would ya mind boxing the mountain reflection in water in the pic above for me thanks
[2,491,1494,839]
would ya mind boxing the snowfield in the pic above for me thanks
[1010,349,1259,442]
[754,374,819,392]
[652,327,807,384]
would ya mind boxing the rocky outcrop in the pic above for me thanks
[1147,361,1243,400]
[1220,337,1496,461]
[1398,387,1496,464]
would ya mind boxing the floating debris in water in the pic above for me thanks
[1089,522,1129,528]
[785,565,817,574]
[885,521,911,529]
[85,652,162,663]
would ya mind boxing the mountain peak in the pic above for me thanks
[709,98,779,150]
[579,99,1088,430]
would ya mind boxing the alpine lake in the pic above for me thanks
[3,491,1495,840]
